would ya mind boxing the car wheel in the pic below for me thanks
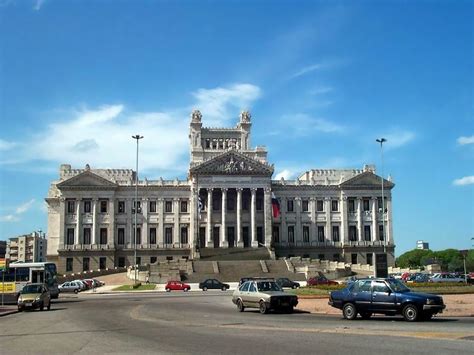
[403,304,419,322]
[203,287,207,291]
[74,289,78,294]
[359,312,372,320]
[237,299,245,312]
[259,301,269,315]
[292,285,297,289]
[284,306,294,314]
[165,288,171,292]
[184,288,189,292]
[342,303,357,320]
[47,302,51,311]
[40,303,44,311]
[221,286,226,291]
[17,306,23,312]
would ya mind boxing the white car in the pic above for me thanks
[429,273,465,283]
[59,281,82,293]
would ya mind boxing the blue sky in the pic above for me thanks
[0,0,472,255]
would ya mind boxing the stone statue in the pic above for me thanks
[240,110,251,123]
[191,109,202,123]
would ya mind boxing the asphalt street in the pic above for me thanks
[1,292,473,354]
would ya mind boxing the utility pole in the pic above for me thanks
[132,135,143,285]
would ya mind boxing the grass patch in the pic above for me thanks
[113,284,156,291]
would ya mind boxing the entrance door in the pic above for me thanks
[213,227,220,248]
[257,226,264,247]
[227,227,235,248]
[243,227,249,248]
[31,269,44,283]
[199,227,206,248]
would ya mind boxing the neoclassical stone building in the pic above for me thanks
[46,110,395,273]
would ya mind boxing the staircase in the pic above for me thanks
[199,247,272,261]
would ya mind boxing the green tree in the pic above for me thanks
[396,249,434,269]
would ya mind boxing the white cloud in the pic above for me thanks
[0,214,19,222]
[33,0,45,11]
[0,139,16,151]
[192,83,261,126]
[275,169,297,180]
[453,176,474,186]
[457,136,474,145]
[309,87,333,95]
[381,130,416,150]
[289,63,322,79]
[16,199,36,214]
[281,113,345,136]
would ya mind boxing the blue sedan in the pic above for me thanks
[328,278,445,321]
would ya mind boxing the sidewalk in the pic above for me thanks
[0,305,18,317]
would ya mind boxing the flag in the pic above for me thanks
[198,195,203,219]
[271,193,280,219]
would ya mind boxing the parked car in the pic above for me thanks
[232,279,298,314]
[82,279,94,289]
[199,279,230,291]
[429,273,465,283]
[17,283,51,312]
[239,277,274,287]
[59,281,82,293]
[307,276,338,286]
[72,280,89,290]
[276,278,300,289]
[328,278,445,322]
[165,281,190,292]
[408,274,430,283]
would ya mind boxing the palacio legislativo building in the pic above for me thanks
[46,110,395,274]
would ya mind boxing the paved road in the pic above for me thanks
[1,292,473,354]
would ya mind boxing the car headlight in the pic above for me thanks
[426,299,436,305]
[35,297,41,301]
[18,296,22,303]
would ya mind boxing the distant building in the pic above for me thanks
[416,240,429,250]
[0,240,6,258]
[5,231,48,263]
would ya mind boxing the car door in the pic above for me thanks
[350,280,372,311]
[371,280,397,312]
[248,282,258,307]
[239,282,251,306]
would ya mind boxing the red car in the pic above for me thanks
[165,281,190,292]
[307,276,338,286]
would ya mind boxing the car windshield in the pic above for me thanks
[386,279,410,292]
[21,285,42,294]
[257,281,282,292]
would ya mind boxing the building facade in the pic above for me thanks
[416,240,429,250]
[46,110,395,273]
[6,231,47,263]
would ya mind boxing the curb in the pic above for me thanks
[0,309,18,317]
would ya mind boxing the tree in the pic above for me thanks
[396,248,473,272]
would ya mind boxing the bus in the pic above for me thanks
[0,262,59,303]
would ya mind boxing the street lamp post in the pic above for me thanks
[375,137,388,278]
[132,135,144,285]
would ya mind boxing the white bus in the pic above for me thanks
[1,262,59,301]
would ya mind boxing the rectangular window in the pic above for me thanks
[349,226,357,241]
[100,200,107,213]
[287,199,294,212]
[378,197,387,212]
[272,226,280,243]
[66,258,73,272]
[318,254,325,260]
[165,200,173,213]
[317,226,325,242]
[180,227,188,244]
[256,197,263,211]
[316,200,324,212]
[363,198,370,212]
[83,200,91,213]
[348,198,356,213]
[351,253,358,264]
[242,196,249,211]
[82,257,90,272]
[364,225,371,241]
[366,253,373,266]
[180,201,188,213]
[379,225,384,241]
[133,201,142,213]
[133,228,141,245]
[302,200,309,212]
[149,201,157,213]
[118,257,125,267]
[303,226,310,243]
[83,227,91,244]
[165,227,173,245]
[333,254,340,262]
[99,257,106,270]
[150,256,157,264]
[136,257,141,266]
[332,226,340,242]
[331,200,339,212]
[227,196,235,211]
[118,201,125,213]
[67,200,75,213]
[66,228,75,245]
[288,226,295,243]
[118,228,125,245]
[149,228,157,245]
[213,197,220,211]
[100,228,107,245]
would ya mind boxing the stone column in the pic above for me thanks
[357,197,363,242]
[251,188,257,247]
[264,187,272,246]
[59,198,65,249]
[126,198,132,248]
[341,195,348,245]
[75,198,81,246]
[206,188,213,247]
[173,198,180,247]
[108,198,115,248]
[295,197,302,244]
[220,188,228,247]
[236,188,243,247]
[92,199,98,245]
[371,197,377,242]
[310,197,316,245]
[142,198,148,248]
[386,198,392,245]
[325,198,331,243]
[158,198,164,247]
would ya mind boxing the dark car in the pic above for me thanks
[307,276,338,286]
[199,279,230,291]
[276,278,300,289]
[328,278,445,322]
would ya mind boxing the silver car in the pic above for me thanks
[232,279,298,314]
[429,273,465,283]
[59,281,82,293]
